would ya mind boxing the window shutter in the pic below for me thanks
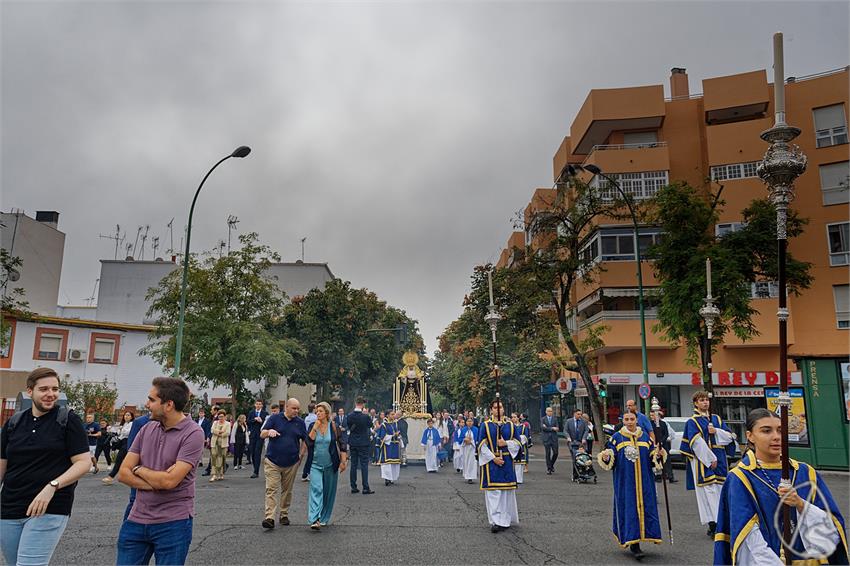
[814,105,846,131]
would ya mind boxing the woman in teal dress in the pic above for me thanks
[305,402,348,530]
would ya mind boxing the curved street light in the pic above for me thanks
[567,163,651,415]
[173,146,252,377]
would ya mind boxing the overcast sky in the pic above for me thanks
[2,1,848,355]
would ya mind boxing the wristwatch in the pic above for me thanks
[49,480,59,489]
[132,465,143,476]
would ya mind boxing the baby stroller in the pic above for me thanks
[572,449,597,483]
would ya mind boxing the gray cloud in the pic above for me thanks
[2,1,847,352]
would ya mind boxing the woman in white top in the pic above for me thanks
[102,410,134,484]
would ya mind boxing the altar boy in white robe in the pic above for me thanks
[421,418,442,472]
[478,400,520,533]
[378,410,402,486]
[460,417,479,484]
[452,420,465,472]
[510,413,529,484]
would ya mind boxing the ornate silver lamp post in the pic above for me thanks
[699,258,721,412]
[484,270,503,420]
[757,32,807,565]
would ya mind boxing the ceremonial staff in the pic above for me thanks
[651,397,674,545]
[484,270,503,423]
[699,257,719,418]
[757,32,806,565]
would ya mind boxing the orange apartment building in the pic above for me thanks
[498,65,849,468]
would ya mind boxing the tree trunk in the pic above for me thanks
[231,381,238,420]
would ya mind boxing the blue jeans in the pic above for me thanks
[116,518,193,565]
[1,514,69,566]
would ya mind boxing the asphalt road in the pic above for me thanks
[35,441,850,566]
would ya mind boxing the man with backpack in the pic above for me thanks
[0,367,91,566]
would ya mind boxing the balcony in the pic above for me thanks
[706,116,772,165]
[571,85,666,155]
[583,142,670,175]
[703,70,769,124]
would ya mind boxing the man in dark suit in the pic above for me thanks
[346,397,374,494]
[247,399,269,478]
[197,408,211,475]
[334,408,348,445]
[650,408,677,483]
[541,406,560,475]
[565,409,589,479]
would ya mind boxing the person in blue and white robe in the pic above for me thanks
[421,419,442,472]
[714,408,846,566]
[599,411,663,561]
[680,390,736,537]
[478,401,520,533]
[452,421,465,472]
[378,411,402,485]
[459,417,478,484]
[510,413,529,484]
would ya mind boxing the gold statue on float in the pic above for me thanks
[395,351,428,417]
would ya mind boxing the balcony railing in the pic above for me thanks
[583,142,668,165]
[579,308,658,328]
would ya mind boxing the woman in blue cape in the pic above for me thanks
[421,419,442,472]
[377,411,401,486]
[598,411,663,561]
[714,408,847,565]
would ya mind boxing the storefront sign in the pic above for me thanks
[714,387,764,398]
[592,371,802,386]
[607,375,632,384]
[764,387,808,446]
[574,387,588,397]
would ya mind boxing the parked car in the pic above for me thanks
[663,416,741,469]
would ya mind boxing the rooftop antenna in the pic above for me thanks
[166,218,175,255]
[152,236,160,258]
[226,215,240,253]
[138,225,150,260]
[86,278,100,306]
[131,226,143,258]
[99,224,125,260]
[125,242,133,259]
[301,237,307,262]
[217,239,227,258]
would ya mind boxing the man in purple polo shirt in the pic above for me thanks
[116,377,204,565]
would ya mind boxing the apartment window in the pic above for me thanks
[33,328,69,361]
[579,233,600,266]
[751,281,780,299]
[593,171,669,201]
[623,131,658,146]
[814,105,848,148]
[710,162,760,182]
[601,232,635,261]
[828,222,850,266]
[834,285,849,329]
[89,332,120,364]
[582,227,663,262]
[819,161,850,206]
[637,229,664,256]
[716,222,747,237]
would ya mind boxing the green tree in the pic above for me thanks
[275,278,422,407]
[64,378,119,420]
[1,248,32,350]
[142,233,301,416]
[650,182,812,379]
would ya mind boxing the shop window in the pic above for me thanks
[33,328,69,362]
[716,222,746,238]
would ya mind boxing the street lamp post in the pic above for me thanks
[699,258,720,413]
[172,146,252,378]
[757,33,806,565]
[568,163,651,415]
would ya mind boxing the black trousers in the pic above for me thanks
[544,442,559,471]
[233,439,246,467]
[249,433,264,475]
[349,445,370,490]
[95,443,112,466]
[109,439,128,478]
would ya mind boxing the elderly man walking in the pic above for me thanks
[565,409,588,481]
[260,398,307,530]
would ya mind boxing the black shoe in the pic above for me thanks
[629,544,645,561]
[385,480,390,486]
[262,519,274,530]
[250,473,258,478]
[491,524,500,533]
[669,478,678,483]
[201,471,210,476]
[707,521,716,537]
[362,489,375,495]
[467,479,474,484]
[280,517,290,526]
[351,488,360,494]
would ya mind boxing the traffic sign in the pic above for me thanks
[638,383,652,400]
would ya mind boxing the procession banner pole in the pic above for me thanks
[652,397,673,545]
